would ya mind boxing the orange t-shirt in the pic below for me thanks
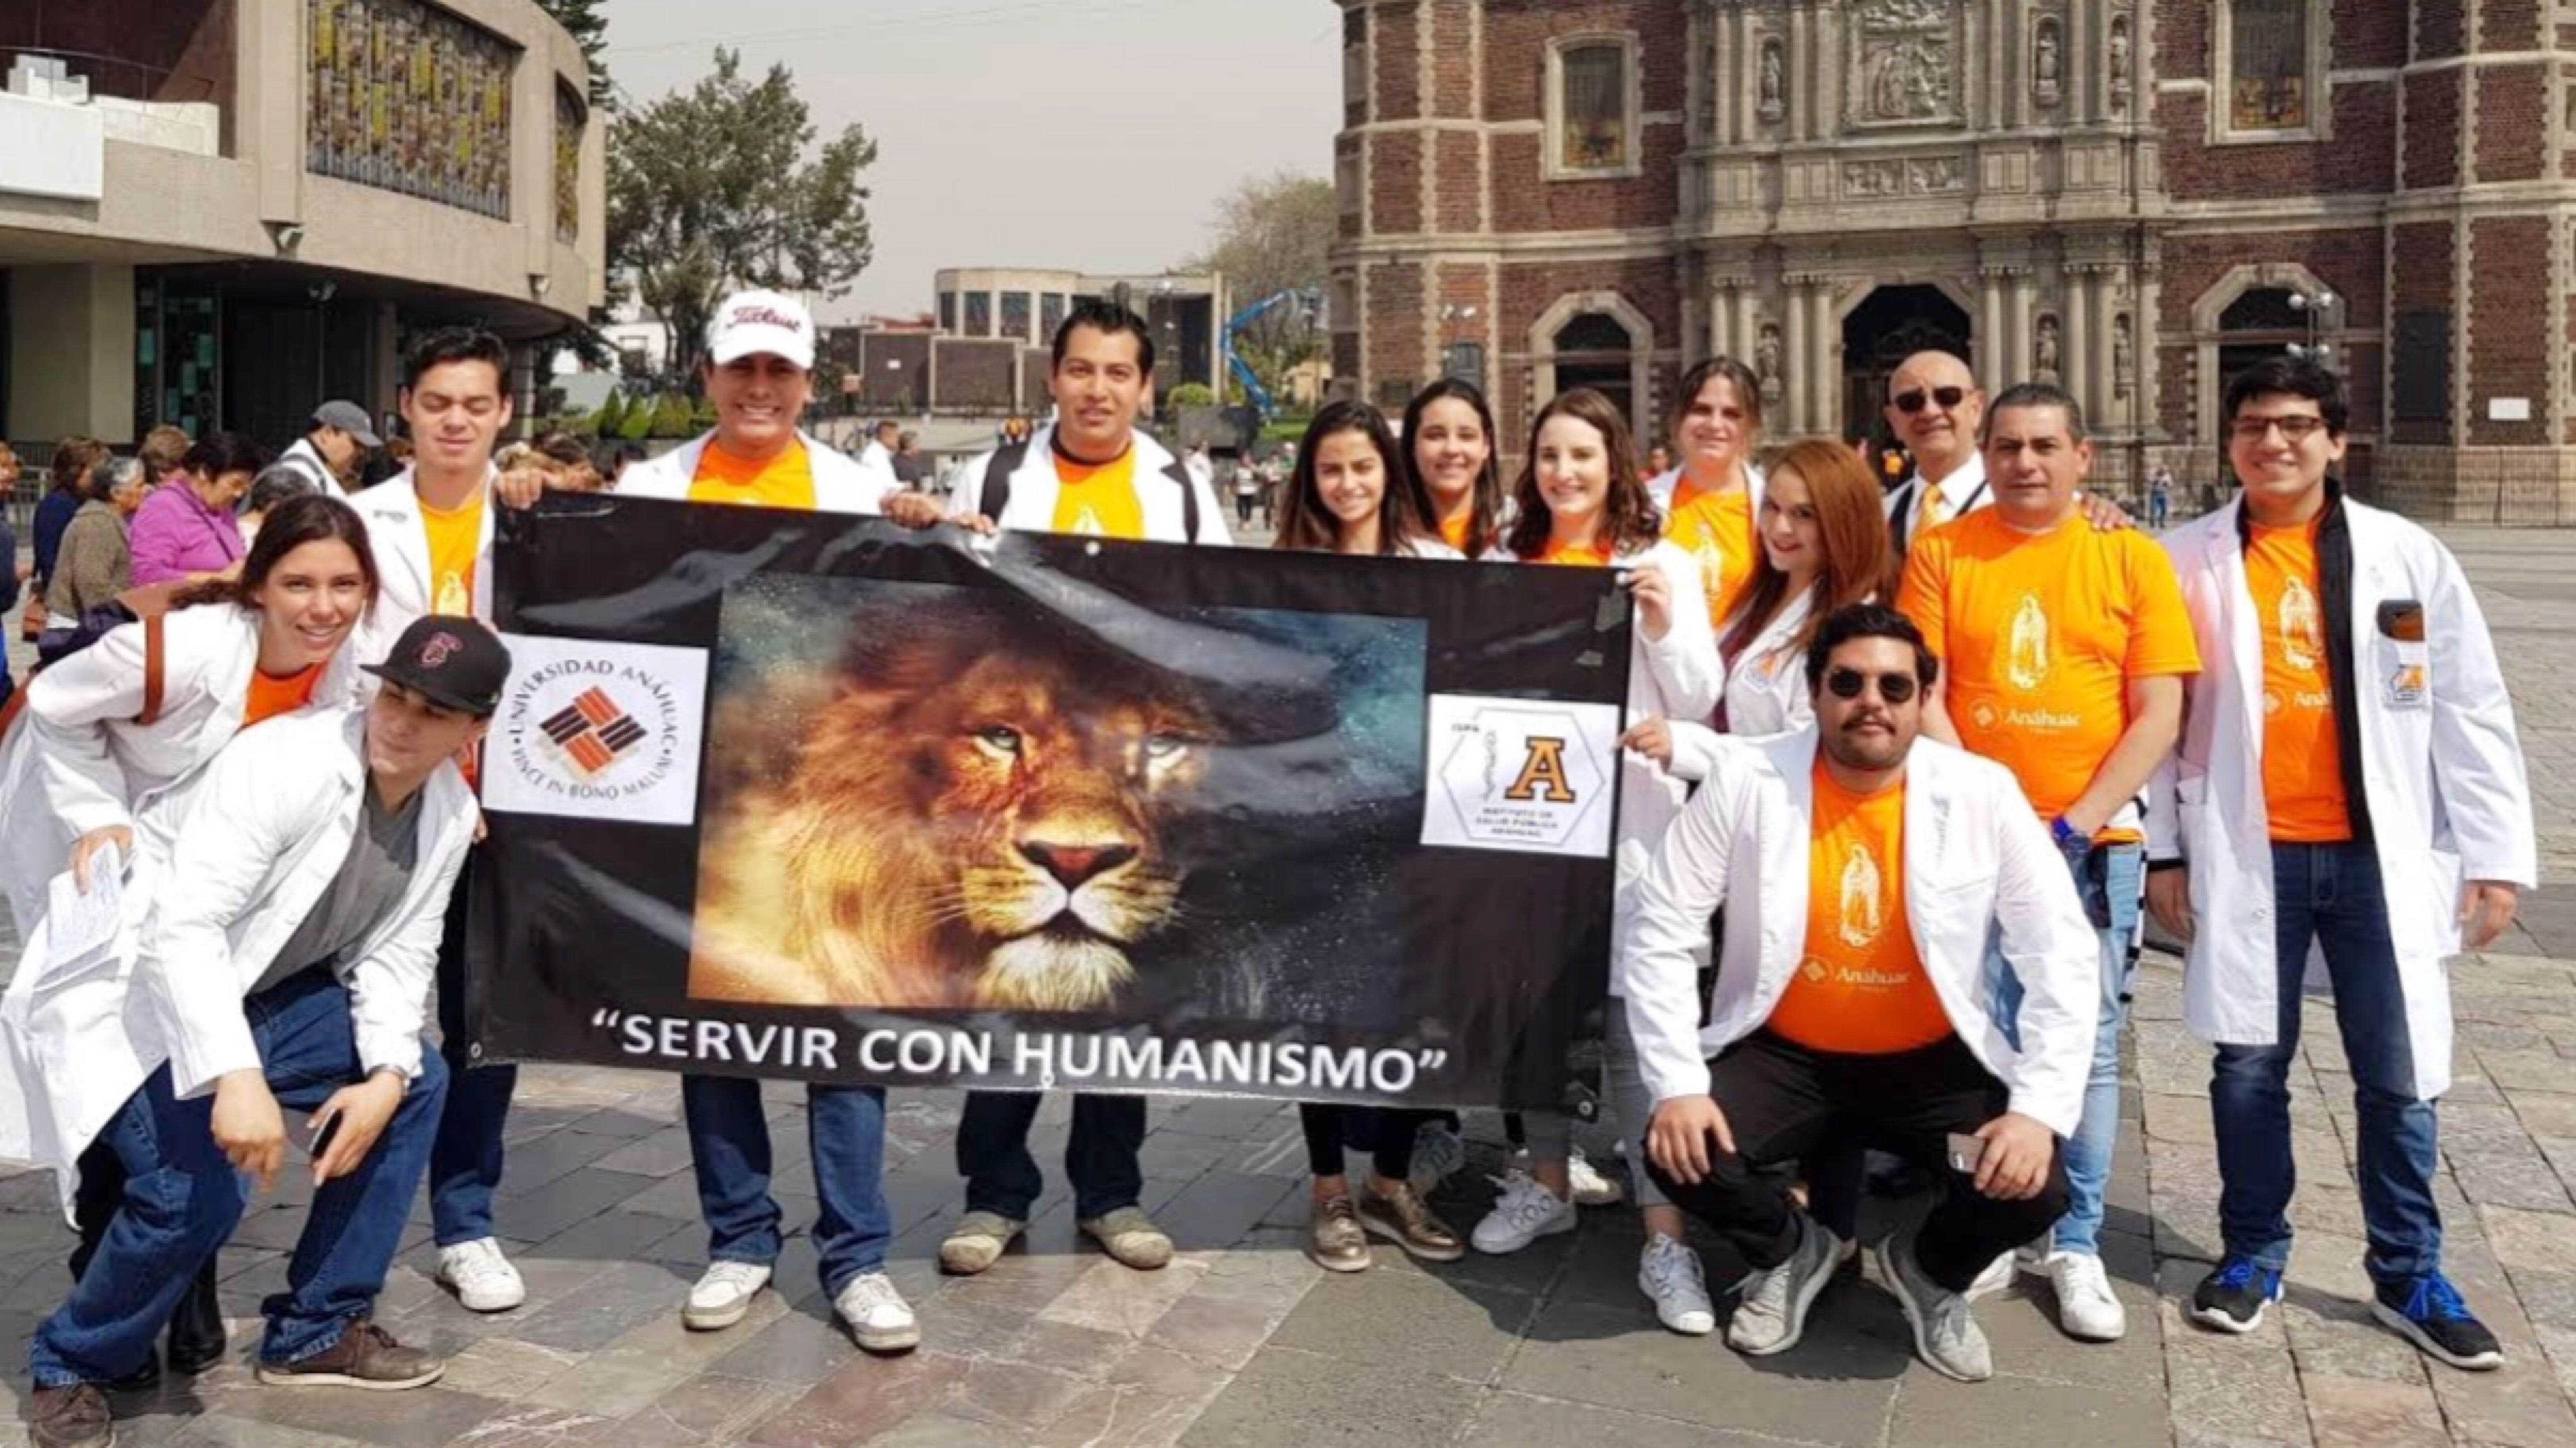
[1896,509,2200,834]
[1535,538,1611,568]
[1438,511,1477,554]
[2247,521,2350,842]
[1049,448,1144,539]
[1769,762,1953,1054]
[242,665,322,728]
[689,439,817,511]
[419,493,485,619]
[1666,486,1758,628]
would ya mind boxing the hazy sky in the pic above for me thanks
[601,0,1343,321]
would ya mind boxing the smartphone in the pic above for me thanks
[308,1111,342,1161]
[1945,1131,1986,1174]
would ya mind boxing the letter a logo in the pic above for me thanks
[1504,737,1577,804]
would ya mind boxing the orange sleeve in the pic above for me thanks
[2121,535,2203,678]
[1894,532,1949,660]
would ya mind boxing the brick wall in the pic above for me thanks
[1430,0,1477,118]
[934,340,1017,411]
[2335,0,2410,68]
[2475,65,2551,183]
[1371,131,1425,236]
[1376,3,1420,123]
[1344,6,1368,129]
[2390,222,2456,446]
[2416,0,2468,62]
[2160,83,2396,201]
[1437,131,1484,233]
[2479,0,2547,52]
[1491,124,1684,233]
[1369,261,1427,394]
[2404,69,2463,191]
[2155,0,2208,82]
[2468,216,2553,446]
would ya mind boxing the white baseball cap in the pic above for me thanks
[706,288,815,370]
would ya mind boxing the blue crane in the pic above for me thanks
[1222,287,1321,420]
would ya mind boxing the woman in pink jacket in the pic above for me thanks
[127,433,265,586]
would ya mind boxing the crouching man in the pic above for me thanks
[25,617,507,1448]
[1622,604,2102,1382]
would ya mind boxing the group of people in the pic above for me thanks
[0,284,2534,1447]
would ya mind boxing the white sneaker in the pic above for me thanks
[2038,1251,2127,1342]
[1965,1251,2016,1301]
[682,1260,772,1332]
[1470,1171,1577,1254]
[1638,1234,1716,1336]
[435,1238,526,1313]
[1409,1122,1468,1194]
[1566,1146,1625,1207]
[834,1271,920,1354]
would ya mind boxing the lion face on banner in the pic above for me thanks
[696,603,1221,1012]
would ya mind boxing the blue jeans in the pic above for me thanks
[31,968,448,1385]
[2212,840,2440,1288]
[429,851,518,1246]
[957,1091,1146,1222]
[681,1075,892,1296]
[1987,841,2137,1258]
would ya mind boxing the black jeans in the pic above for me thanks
[428,849,519,1245]
[957,1091,1146,1221]
[1299,1105,1432,1181]
[1644,1031,2069,1293]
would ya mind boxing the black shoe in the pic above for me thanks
[164,1261,226,1374]
[95,1354,159,1395]
[28,1381,115,1448]
[2190,1257,2282,1334]
[2372,1273,2504,1371]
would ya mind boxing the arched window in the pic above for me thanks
[1552,312,1635,423]
[2218,287,2304,390]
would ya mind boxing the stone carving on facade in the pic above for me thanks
[1847,156,1966,198]
[2035,313,2062,385]
[1757,323,1785,409]
[1846,160,1903,197]
[1852,0,1955,127]
[2033,18,2062,109]
[2108,19,2132,113]
[1760,37,1785,122]
[2114,313,2135,395]
[1910,156,1963,193]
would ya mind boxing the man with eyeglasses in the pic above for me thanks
[1881,353,1991,554]
[1623,603,2100,1383]
[2144,358,2531,1370]
[1895,382,2200,1345]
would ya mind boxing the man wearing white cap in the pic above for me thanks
[614,289,895,510]
[606,289,914,1354]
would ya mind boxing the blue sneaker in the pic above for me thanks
[2372,1273,2503,1371]
[2189,1257,2282,1334]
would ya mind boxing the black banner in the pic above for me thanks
[469,496,1632,1111]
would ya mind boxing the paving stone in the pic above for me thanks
[206,1384,512,1448]
[1891,1370,2170,1448]
[1454,1392,1787,1448]
[616,1372,810,1448]
[943,1357,1094,1432]
[1036,1255,1209,1338]
[431,1335,585,1399]
[166,1417,373,1448]
[1028,1382,1210,1448]
[507,1258,700,1353]
[1501,1297,1899,1446]
[2298,1373,2448,1448]
[435,1403,620,1448]
[1177,1343,1482,1448]
[588,1127,700,1179]
[2478,1204,2576,1273]
[747,1349,974,1448]
[2158,1291,2312,1447]
[1267,1267,1535,1384]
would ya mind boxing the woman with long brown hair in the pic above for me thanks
[1471,389,1724,1338]
[1401,378,1510,557]
[1649,357,1768,631]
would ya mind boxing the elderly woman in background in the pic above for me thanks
[41,458,148,656]
[238,466,317,549]
[136,425,193,491]
[129,432,267,586]
[27,438,107,643]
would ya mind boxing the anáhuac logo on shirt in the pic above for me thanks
[485,634,711,827]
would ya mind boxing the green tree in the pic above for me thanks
[1182,171,1335,394]
[1168,382,1217,408]
[608,49,877,393]
[650,394,696,439]
[618,395,656,442]
[533,0,614,108]
[594,391,628,438]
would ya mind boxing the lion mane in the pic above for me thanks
[690,593,1221,1012]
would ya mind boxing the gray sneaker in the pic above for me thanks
[1877,1225,1994,1382]
[1728,1215,1844,1356]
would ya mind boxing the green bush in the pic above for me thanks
[1167,382,1217,408]
[593,392,627,438]
[617,394,655,442]
[650,394,695,439]
[692,396,721,431]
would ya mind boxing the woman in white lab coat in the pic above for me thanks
[1469,387,1724,1335]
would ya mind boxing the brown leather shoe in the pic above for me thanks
[1357,1181,1467,1263]
[254,1319,443,1390]
[1307,1193,1372,1273]
[28,1381,114,1448]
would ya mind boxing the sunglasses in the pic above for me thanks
[1825,668,1920,704]
[1892,386,1968,415]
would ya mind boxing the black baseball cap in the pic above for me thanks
[363,616,511,716]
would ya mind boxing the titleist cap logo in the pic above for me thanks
[728,304,805,335]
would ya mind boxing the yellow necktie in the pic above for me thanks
[1920,483,1948,529]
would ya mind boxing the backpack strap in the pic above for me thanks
[138,613,166,728]
[977,442,1032,526]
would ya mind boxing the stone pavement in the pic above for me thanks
[0,526,2567,1447]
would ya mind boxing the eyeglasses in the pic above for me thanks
[2230,415,2330,443]
[1892,386,1968,415]
[1824,668,1919,704]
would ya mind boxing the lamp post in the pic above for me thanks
[2287,288,2339,370]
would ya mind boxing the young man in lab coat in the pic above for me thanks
[1623,603,2101,1384]
[24,617,506,1448]
[2146,358,2535,1370]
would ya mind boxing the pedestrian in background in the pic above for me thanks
[130,432,266,586]
[29,439,106,642]
[42,459,147,654]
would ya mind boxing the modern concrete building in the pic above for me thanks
[1332,1,2576,519]
[0,0,606,451]
[834,268,1228,419]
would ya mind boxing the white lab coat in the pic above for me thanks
[0,605,368,940]
[617,429,894,517]
[960,425,1233,546]
[1884,453,1993,550]
[1487,539,1725,995]
[1621,726,2101,1137]
[351,466,499,660]
[0,708,476,1212]
[2145,497,2536,1099]
[1659,589,1823,783]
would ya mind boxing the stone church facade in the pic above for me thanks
[1330,1,2576,519]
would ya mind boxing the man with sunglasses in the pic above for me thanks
[1881,353,1990,554]
[1623,603,2100,1383]
[1895,382,2199,1345]
[2144,358,2531,1370]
